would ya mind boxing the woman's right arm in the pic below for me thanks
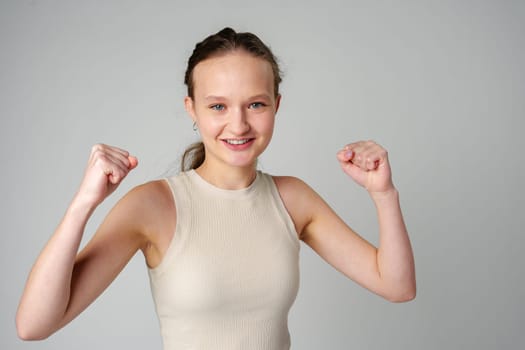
[16,144,142,340]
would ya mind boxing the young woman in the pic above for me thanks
[16,27,416,349]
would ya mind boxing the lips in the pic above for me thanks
[224,138,253,145]
[221,138,255,150]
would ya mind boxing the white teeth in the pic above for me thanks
[226,139,250,145]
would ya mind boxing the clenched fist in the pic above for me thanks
[76,144,138,207]
[336,140,394,194]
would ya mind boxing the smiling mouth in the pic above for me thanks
[223,138,253,145]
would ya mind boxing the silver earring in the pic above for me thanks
[192,122,198,131]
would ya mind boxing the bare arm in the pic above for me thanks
[370,188,415,301]
[338,140,415,301]
[16,144,143,340]
[276,141,415,302]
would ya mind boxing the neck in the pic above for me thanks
[195,161,257,190]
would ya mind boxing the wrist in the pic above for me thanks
[68,193,99,217]
[369,187,399,203]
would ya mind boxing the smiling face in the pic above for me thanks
[185,50,281,173]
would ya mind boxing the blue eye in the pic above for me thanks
[249,102,266,109]
[210,104,225,111]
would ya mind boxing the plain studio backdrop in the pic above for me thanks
[1,1,523,349]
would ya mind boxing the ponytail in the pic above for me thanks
[181,142,205,171]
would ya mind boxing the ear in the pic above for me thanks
[274,94,282,114]
[184,96,196,121]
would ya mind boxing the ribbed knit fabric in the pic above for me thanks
[148,170,300,350]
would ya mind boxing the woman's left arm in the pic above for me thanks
[276,140,415,302]
[339,140,416,302]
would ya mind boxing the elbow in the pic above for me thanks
[16,325,51,342]
[17,329,41,342]
[16,324,46,342]
[16,325,37,341]
[16,313,52,341]
[384,283,417,303]
[387,290,416,303]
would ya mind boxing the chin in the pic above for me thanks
[222,154,258,168]
[227,159,257,169]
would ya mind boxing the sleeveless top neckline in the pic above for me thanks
[187,169,261,199]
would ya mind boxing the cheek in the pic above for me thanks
[259,116,275,135]
[197,115,226,134]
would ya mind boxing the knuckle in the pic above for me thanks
[93,150,103,160]
[93,155,110,169]
[98,153,110,162]
[92,143,104,152]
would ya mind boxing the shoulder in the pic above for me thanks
[127,179,173,204]
[271,175,318,202]
[270,175,323,239]
[120,179,173,211]
[113,179,175,237]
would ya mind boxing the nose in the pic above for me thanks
[228,107,250,135]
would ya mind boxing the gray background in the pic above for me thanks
[1,0,523,349]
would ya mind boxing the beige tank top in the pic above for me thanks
[148,170,300,349]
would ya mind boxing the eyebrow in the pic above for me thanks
[204,95,226,101]
[204,94,272,101]
[250,94,272,101]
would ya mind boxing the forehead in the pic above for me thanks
[192,51,274,98]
